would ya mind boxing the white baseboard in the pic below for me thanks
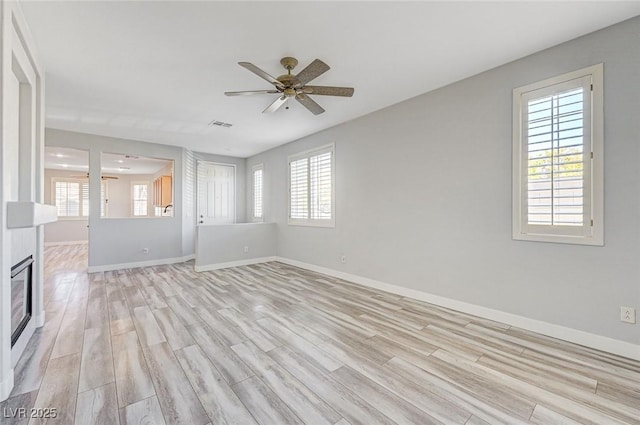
[0,368,14,402]
[194,256,277,272]
[88,254,195,273]
[34,311,45,328]
[274,256,640,361]
[45,240,88,247]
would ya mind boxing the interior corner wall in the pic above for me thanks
[45,129,190,269]
[247,16,640,346]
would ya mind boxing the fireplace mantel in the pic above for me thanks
[7,202,57,229]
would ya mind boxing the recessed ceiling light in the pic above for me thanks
[61,164,69,168]
[53,153,65,158]
[116,159,124,164]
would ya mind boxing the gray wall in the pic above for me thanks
[247,17,640,344]
[195,223,276,270]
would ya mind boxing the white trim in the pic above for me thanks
[45,240,88,247]
[34,311,45,328]
[194,256,277,272]
[274,257,640,361]
[87,254,195,273]
[11,321,35,367]
[0,369,14,402]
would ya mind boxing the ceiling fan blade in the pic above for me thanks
[302,86,354,97]
[238,62,284,88]
[294,59,330,87]
[225,90,281,96]
[295,93,325,115]
[263,95,288,114]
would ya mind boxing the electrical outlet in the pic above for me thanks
[243,246,249,253]
[340,254,346,264]
[620,306,636,324]
[142,248,149,254]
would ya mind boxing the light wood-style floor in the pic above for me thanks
[2,243,639,424]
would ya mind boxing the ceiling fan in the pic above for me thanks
[225,57,354,115]
[70,173,119,180]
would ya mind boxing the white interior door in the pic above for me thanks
[197,161,235,225]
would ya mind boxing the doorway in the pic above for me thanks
[43,146,90,270]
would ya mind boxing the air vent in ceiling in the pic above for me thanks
[209,119,233,128]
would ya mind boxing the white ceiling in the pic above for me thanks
[45,146,171,175]
[22,1,640,158]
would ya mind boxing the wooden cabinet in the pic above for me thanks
[153,175,172,207]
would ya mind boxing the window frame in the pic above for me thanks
[512,63,603,246]
[252,163,264,222]
[287,143,335,228]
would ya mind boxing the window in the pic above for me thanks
[55,180,84,217]
[252,164,263,221]
[53,178,107,218]
[512,64,603,245]
[288,144,334,227]
[132,183,149,217]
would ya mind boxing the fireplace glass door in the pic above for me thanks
[11,256,33,347]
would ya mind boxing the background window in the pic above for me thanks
[288,144,334,227]
[55,180,83,217]
[512,64,603,245]
[132,183,149,217]
[54,178,107,218]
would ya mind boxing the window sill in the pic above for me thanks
[288,219,335,228]
[513,232,603,246]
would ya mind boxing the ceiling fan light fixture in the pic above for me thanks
[226,57,354,115]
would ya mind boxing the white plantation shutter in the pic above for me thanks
[253,165,263,220]
[513,64,603,245]
[101,181,106,217]
[55,180,82,217]
[526,83,588,228]
[82,182,89,216]
[310,152,332,220]
[54,178,105,218]
[288,144,334,226]
[289,158,308,220]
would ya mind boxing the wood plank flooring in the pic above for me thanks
[1,243,639,424]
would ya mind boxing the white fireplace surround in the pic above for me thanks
[0,1,47,401]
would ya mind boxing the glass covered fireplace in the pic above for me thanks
[11,256,33,347]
